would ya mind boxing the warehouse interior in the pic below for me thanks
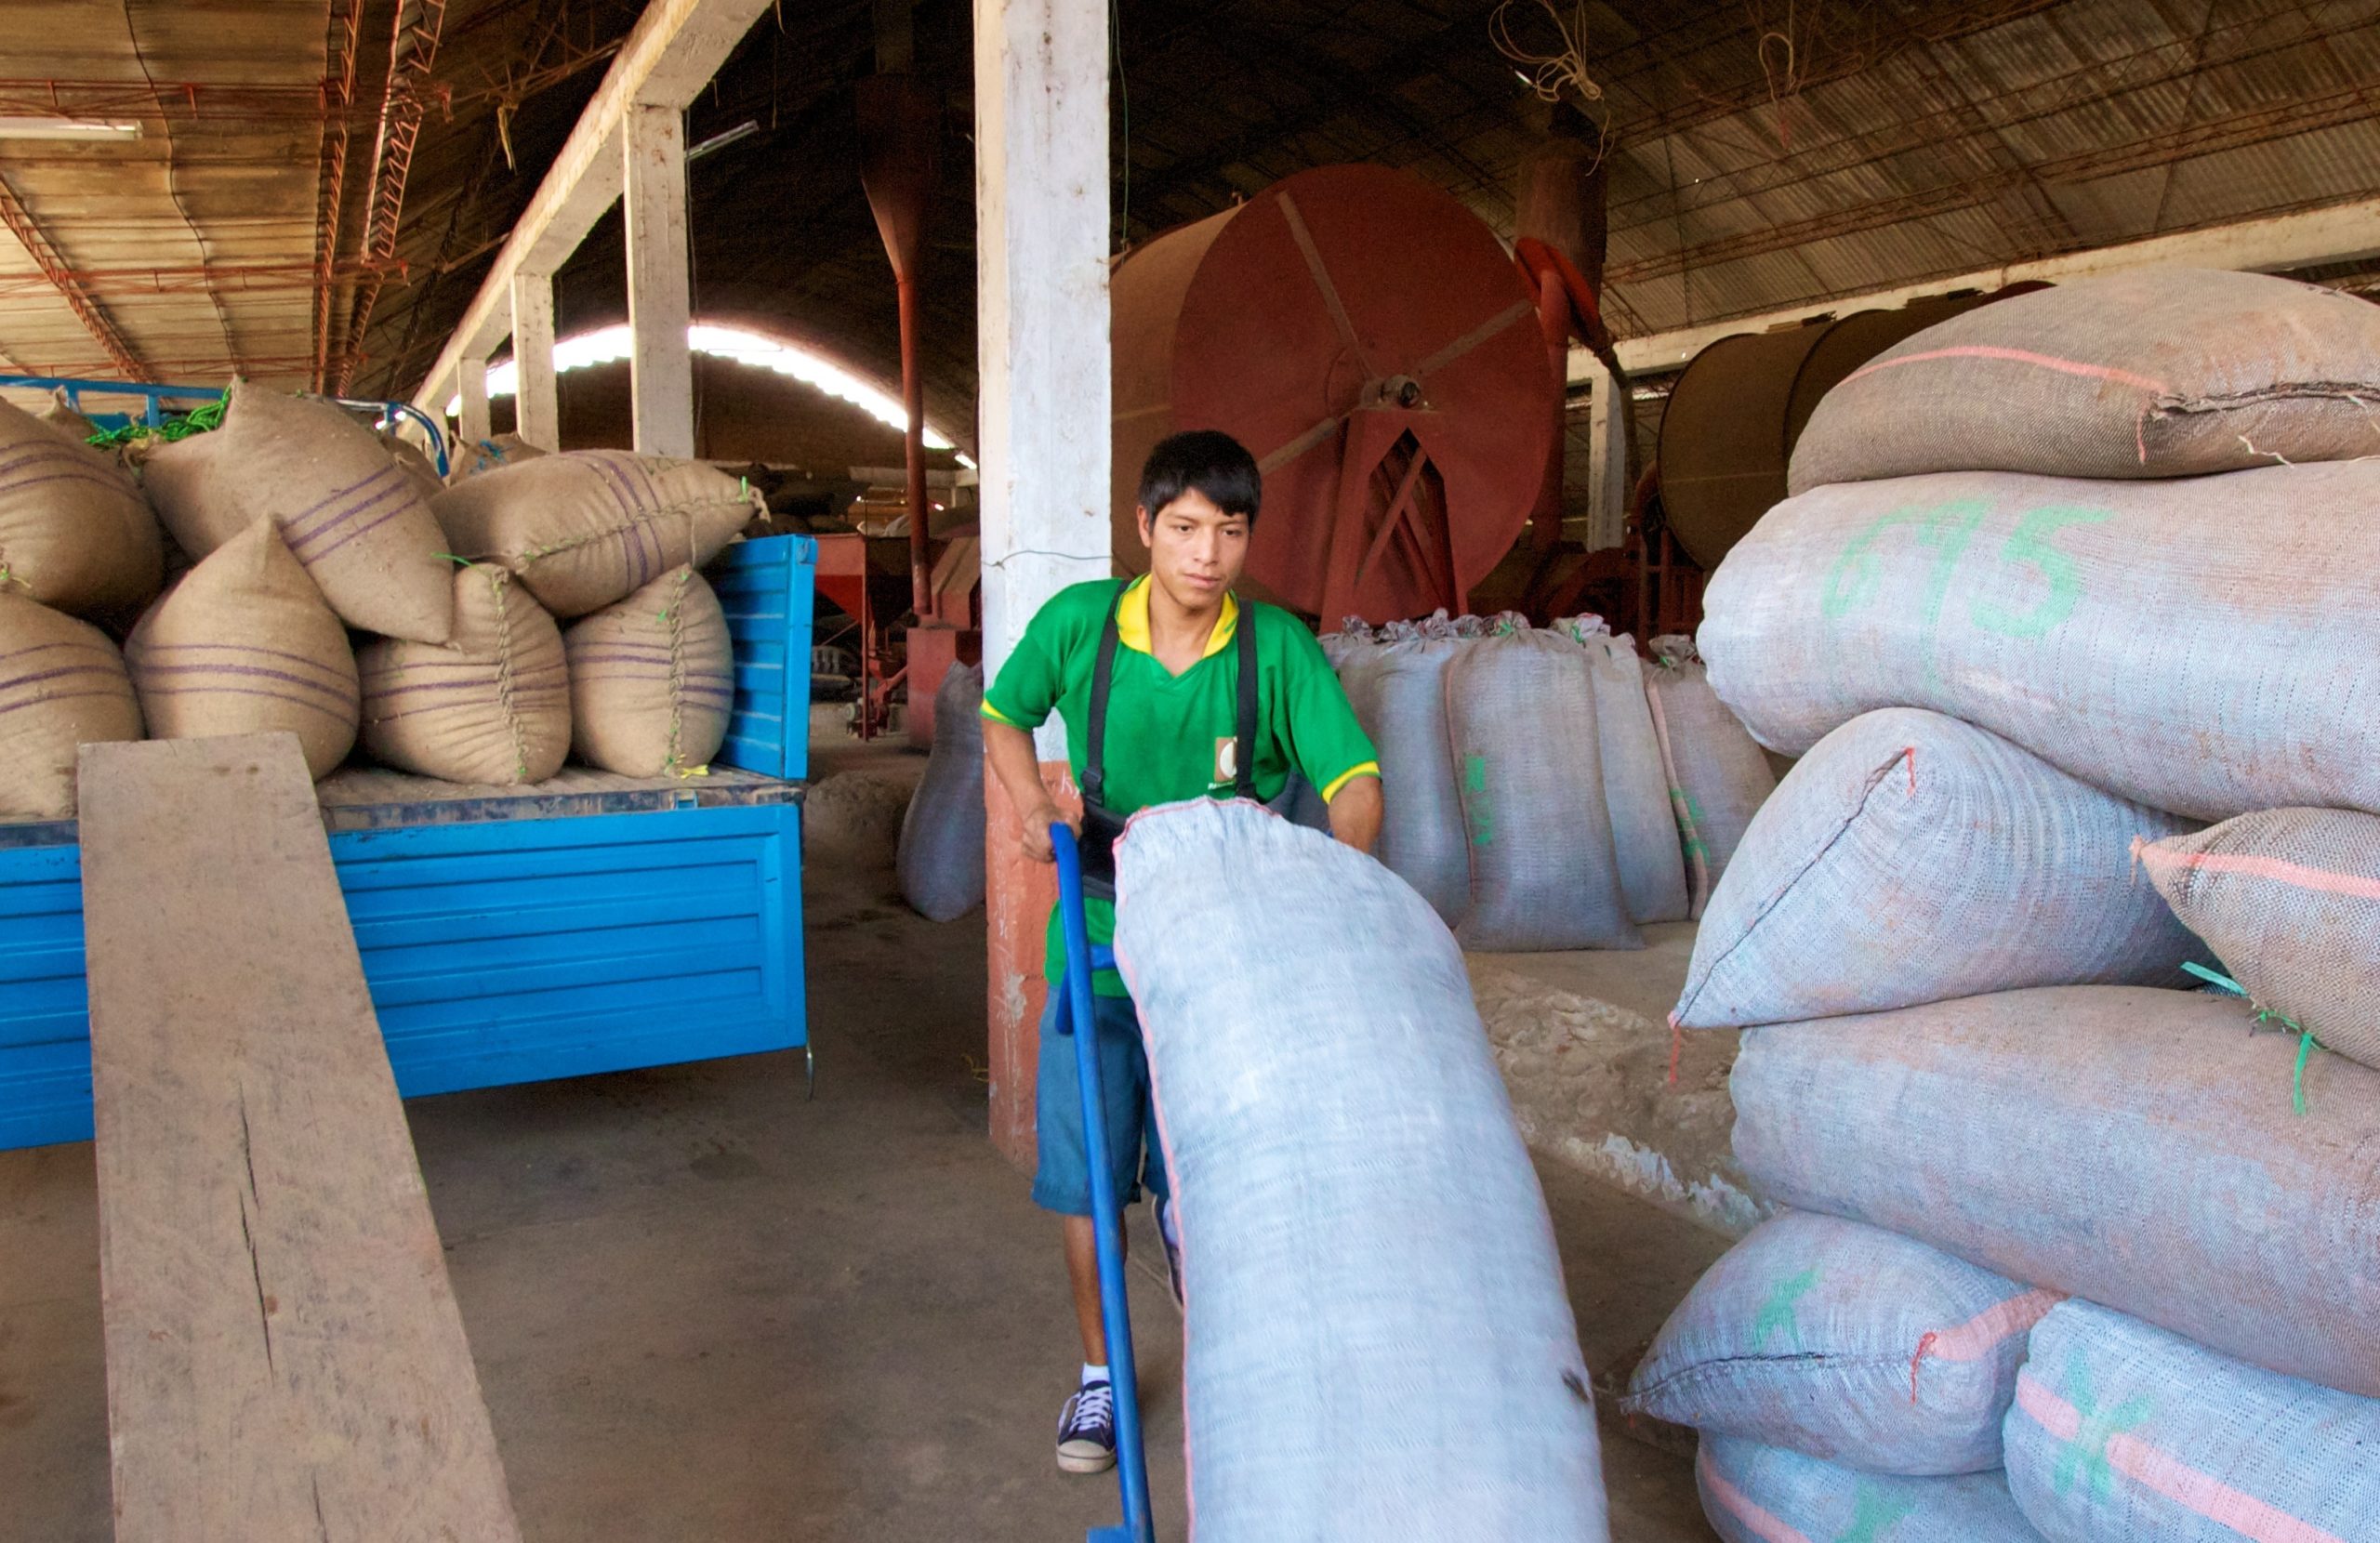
[2,2,2378,1540]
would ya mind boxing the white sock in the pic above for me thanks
[1157,1197,1179,1247]
[1082,1362,1109,1387]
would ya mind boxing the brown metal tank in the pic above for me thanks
[1111,164,1556,623]
[1658,287,2040,569]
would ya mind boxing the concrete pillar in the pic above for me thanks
[973,0,1110,1167]
[623,103,695,457]
[456,360,491,455]
[1582,361,1631,552]
[509,270,560,452]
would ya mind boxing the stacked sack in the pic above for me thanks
[1634,269,2380,1543]
[124,389,749,790]
[0,398,155,818]
[1324,611,1768,950]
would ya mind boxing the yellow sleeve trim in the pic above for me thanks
[1319,761,1382,802]
[979,701,1021,727]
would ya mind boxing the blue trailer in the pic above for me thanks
[0,534,819,1153]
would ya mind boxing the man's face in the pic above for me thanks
[1137,490,1250,611]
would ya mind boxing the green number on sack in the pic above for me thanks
[1968,505,2111,639]
[1463,753,1494,847]
[1821,501,1987,625]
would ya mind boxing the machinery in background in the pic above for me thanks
[1112,164,1559,627]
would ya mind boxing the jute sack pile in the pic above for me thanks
[443,431,547,484]
[1791,269,2380,492]
[2136,808,2380,1073]
[1643,635,1775,916]
[430,451,759,617]
[0,395,164,618]
[36,389,101,446]
[2005,1301,2380,1543]
[1673,709,2200,1029]
[1445,624,1640,951]
[1697,1436,2043,1543]
[139,383,452,643]
[1623,1211,2058,1475]
[1334,615,1473,926]
[0,591,143,819]
[1698,461,2380,821]
[382,432,446,502]
[126,521,358,779]
[359,562,568,785]
[562,565,734,777]
[1566,618,1689,925]
[1729,985,2380,1400]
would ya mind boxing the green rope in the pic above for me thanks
[86,391,229,449]
[2183,962,2324,1114]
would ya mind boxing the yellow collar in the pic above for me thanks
[1117,574,1237,660]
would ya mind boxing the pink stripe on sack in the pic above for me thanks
[1911,1289,2063,1402]
[1841,346,2171,396]
[1695,1446,1817,1543]
[2015,1373,2350,1543]
[2133,838,2380,903]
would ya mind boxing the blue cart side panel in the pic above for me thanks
[0,801,804,1152]
[712,533,816,782]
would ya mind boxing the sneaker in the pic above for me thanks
[1056,1380,1117,1473]
[1155,1198,1185,1308]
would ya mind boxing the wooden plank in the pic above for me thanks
[77,733,522,1543]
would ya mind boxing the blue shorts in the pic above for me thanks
[1031,990,1171,1217]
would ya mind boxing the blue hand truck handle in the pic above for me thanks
[1050,822,1158,1543]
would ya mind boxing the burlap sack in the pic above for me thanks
[430,450,759,616]
[139,383,453,643]
[0,591,142,819]
[562,565,733,777]
[0,396,164,619]
[358,562,568,785]
[36,389,100,445]
[1699,463,2380,821]
[126,521,359,780]
[1790,269,2380,491]
[443,431,547,484]
[382,432,446,502]
[2138,808,2380,1072]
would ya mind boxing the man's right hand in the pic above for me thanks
[1021,803,1078,864]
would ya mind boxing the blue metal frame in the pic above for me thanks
[0,373,450,476]
[0,534,820,1152]
[1050,824,1158,1543]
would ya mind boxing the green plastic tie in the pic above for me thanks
[2185,963,2322,1114]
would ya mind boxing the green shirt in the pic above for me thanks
[982,576,1380,996]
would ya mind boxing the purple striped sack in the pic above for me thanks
[126,521,359,780]
[562,566,733,778]
[139,383,453,644]
[430,452,760,618]
[0,591,142,820]
[1673,709,2201,1029]
[0,395,162,620]
[1698,1435,2044,1543]
[2005,1300,2380,1543]
[1730,985,2380,1399]
[359,563,569,786]
[1625,1212,2060,1475]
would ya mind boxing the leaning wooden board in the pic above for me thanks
[80,733,522,1541]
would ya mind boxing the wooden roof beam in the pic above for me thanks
[408,0,774,414]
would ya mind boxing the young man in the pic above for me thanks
[980,429,1383,1474]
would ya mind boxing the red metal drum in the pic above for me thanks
[1112,165,1557,624]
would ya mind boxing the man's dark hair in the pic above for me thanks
[1137,429,1262,524]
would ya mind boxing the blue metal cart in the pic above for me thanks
[1049,822,1159,1543]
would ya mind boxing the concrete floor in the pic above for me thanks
[0,720,1725,1541]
